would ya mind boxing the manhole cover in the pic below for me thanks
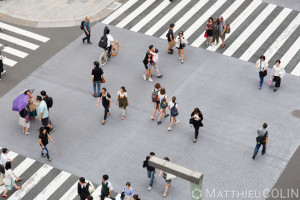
[107,2,122,10]
[292,110,300,118]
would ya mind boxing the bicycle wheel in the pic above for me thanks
[111,43,119,57]
[99,52,108,66]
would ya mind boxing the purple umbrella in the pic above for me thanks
[12,94,28,112]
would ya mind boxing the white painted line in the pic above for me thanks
[116,0,155,28]
[33,171,71,200]
[59,181,78,200]
[207,0,262,51]
[145,0,191,36]
[184,0,227,39]
[13,158,36,177]
[102,0,138,25]
[239,8,292,61]
[1,44,28,58]
[223,4,277,57]
[0,22,50,42]
[3,57,17,67]
[279,35,300,69]
[264,13,300,61]
[131,0,171,32]
[7,151,19,161]
[191,0,245,47]
[8,164,53,199]
[0,33,39,50]
[115,194,122,200]
[91,185,102,200]
[291,61,300,76]
[159,0,209,39]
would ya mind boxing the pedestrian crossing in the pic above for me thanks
[101,0,300,76]
[0,147,122,200]
[0,21,50,69]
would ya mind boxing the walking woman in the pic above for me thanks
[151,83,161,120]
[19,107,30,135]
[39,127,54,162]
[116,86,129,120]
[190,108,203,143]
[167,96,179,131]
[157,88,169,125]
[143,52,153,82]
[270,60,285,92]
[175,31,188,64]
[133,194,141,200]
[2,162,22,198]
[256,55,268,89]
[212,18,220,46]
[206,17,214,46]
[0,52,5,80]
[24,90,37,121]
[159,157,173,198]
[121,182,134,200]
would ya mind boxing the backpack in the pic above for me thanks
[80,21,85,30]
[225,21,230,33]
[160,96,168,109]
[256,131,268,143]
[44,96,53,109]
[151,89,159,102]
[99,26,108,49]
[88,181,95,193]
[170,103,178,117]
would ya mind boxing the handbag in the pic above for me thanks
[41,148,47,155]
[259,60,267,77]
[189,118,194,124]
[101,76,105,83]
[28,103,36,112]
[25,115,30,123]
[88,181,95,193]
[204,32,207,38]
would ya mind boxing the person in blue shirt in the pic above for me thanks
[82,16,92,44]
[36,96,55,133]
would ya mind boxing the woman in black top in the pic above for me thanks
[191,108,203,143]
[39,127,54,162]
[19,107,30,135]
[142,52,153,82]
[206,17,214,46]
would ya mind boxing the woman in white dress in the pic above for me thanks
[2,161,22,198]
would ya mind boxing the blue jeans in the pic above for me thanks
[259,75,264,87]
[253,143,266,155]
[147,170,155,187]
[104,106,109,120]
[41,145,50,159]
[93,81,101,96]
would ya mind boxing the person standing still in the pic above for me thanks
[77,177,90,200]
[36,96,55,133]
[19,107,30,135]
[167,23,175,54]
[190,108,203,143]
[219,17,227,48]
[212,18,220,46]
[142,152,156,191]
[252,123,268,160]
[256,55,268,89]
[206,17,214,46]
[92,61,104,97]
[82,17,92,44]
[96,88,112,124]
[116,86,129,120]
[100,174,114,200]
[148,45,163,78]
[121,182,134,200]
[41,90,53,125]
[39,127,54,162]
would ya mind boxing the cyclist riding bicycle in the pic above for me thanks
[105,29,117,58]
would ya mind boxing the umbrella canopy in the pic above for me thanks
[12,94,28,112]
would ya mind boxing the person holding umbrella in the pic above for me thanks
[19,107,30,135]
[12,93,30,135]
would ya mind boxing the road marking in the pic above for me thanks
[239,8,292,61]
[145,0,191,36]
[1,44,28,58]
[3,57,17,67]
[91,185,102,200]
[0,22,49,42]
[184,0,227,39]
[102,0,139,25]
[291,61,300,76]
[116,0,155,28]
[7,151,19,161]
[223,4,277,57]
[8,164,53,199]
[207,0,262,51]
[59,181,78,200]
[279,35,300,68]
[131,0,171,32]
[33,171,71,200]
[159,0,209,39]
[0,33,39,50]
[191,0,245,47]
[263,13,300,61]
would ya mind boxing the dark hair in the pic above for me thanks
[178,31,183,36]
[150,152,155,156]
[146,52,152,58]
[194,108,202,115]
[40,90,46,96]
[133,194,141,200]
[121,86,126,92]
[149,45,153,50]
[86,195,93,200]
[126,182,131,186]
[5,161,11,170]
[216,18,220,25]
[172,96,176,103]
[275,60,281,64]
[36,96,42,101]
[160,88,166,95]
[260,55,266,60]
[2,148,8,154]
[24,89,30,95]
[263,123,268,129]
[154,83,161,89]
[102,88,107,92]
[103,174,109,181]
[79,177,85,183]
[94,61,99,67]
[106,29,110,34]
[208,17,213,22]
[170,23,175,28]
[164,157,170,161]
[39,127,47,134]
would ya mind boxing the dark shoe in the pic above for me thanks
[164,114,169,118]
[168,52,173,55]
[157,121,161,125]
[157,75,163,78]
[252,155,256,160]
[273,88,277,92]
[170,49,173,52]
[87,42,92,44]
[82,39,85,44]
[50,127,55,134]
[262,152,266,155]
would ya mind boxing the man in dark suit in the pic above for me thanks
[78,177,90,200]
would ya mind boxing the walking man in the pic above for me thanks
[39,127,54,162]
[78,177,90,200]
[167,23,175,54]
[82,16,92,44]
[96,88,111,124]
[92,61,103,97]
[101,174,114,200]
[219,16,226,48]
[148,45,163,78]
[36,96,55,133]
[143,152,156,191]
[252,123,268,160]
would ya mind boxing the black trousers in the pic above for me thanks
[83,30,91,43]
[273,76,281,88]
[0,61,3,79]
[193,124,200,139]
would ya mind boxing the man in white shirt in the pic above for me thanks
[101,174,114,200]
[106,29,117,58]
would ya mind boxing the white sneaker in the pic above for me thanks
[179,57,181,60]
[168,127,172,131]
[1,70,6,75]
[143,75,146,80]
[150,116,155,120]
[175,120,180,125]
[148,186,152,191]
[149,78,153,82]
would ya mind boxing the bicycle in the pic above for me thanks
[99,42,119,66]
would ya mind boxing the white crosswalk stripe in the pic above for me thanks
[0,32,39,50]
[59,181,78,200]
[279,35,300,69]
[1,44,28,58]
[291,62,300,76]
